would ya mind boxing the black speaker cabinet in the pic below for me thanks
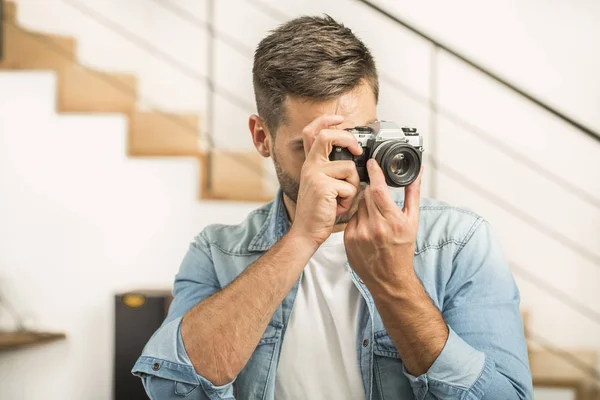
[114,290,173,400]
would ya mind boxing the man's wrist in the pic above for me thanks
[283,227,321,257]
[370,265,424,304]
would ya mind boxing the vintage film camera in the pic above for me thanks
[329,121,424,187]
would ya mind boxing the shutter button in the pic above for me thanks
[152,362,160,371]
[362,339,369,347]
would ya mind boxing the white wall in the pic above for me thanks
[5,0,600,398]
[0,72,259,399]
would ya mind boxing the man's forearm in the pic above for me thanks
[371,270,448,376]
[181,229,317,386]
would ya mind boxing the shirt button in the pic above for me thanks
[152,362,160,371]
[362,339,369,347]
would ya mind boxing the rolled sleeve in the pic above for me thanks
[404,220,533,399]
[131,236,236,399]
[403,327,495,399]
[132,317,235,399]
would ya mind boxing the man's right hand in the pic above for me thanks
[289,114,363,246]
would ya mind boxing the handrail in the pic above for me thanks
[357,0,600,145]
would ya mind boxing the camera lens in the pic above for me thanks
[373,142,421,187]
[390,153,408,176]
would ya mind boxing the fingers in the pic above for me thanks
[302,114,345,158]
[344,209,359,238]
[366,160,398,217]
[305,129,363,163]
[357,197,368,222]
[333,179,358,214]
[403,165,423,222]
[321,160,360,191]
[363,186,380,218]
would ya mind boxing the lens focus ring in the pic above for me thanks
[373,142,421,187]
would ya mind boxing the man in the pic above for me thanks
[133,15,533,400]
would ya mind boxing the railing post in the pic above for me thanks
[205,0,216,193]
[428,44,439,199]
[0,1,4,62]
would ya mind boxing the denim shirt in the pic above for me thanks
[132,191,533,400]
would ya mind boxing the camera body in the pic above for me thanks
[329,121,424,187]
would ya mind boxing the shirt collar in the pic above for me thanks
[248,189,290,252]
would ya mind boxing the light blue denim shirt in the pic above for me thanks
[132,190,533,399]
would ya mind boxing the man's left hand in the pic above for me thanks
[344,159,423,294]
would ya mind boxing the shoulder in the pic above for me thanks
[409,197,486,256]
[192,201,274,256]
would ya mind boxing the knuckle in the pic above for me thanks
[344,160,357,171]
[357,228,370,242]
[347,181,358,193]
[391,218,407,234]
[373,223,388,239]
[319,130,334,142]
[371,185,387,197]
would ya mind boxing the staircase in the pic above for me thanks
[0,0,274,203]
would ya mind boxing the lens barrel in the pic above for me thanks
[374,142,421,187]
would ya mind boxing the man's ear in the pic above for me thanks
[249,115,272,158]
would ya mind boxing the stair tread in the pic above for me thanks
[0,22,77,70]
[200,150,274,202]
[530,348,597,384]
[129,111,201,156]
[58,64,137,114]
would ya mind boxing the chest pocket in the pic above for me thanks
[373,331,414,400]
[235,320,283,400]
[258,320,282,345]
[374,331,401,358]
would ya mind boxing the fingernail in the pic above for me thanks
[367,159,375,168]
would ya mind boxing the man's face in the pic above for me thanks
[270,82,377,223]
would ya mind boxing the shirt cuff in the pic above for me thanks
[403,326,495,399]
[131,316,236,400]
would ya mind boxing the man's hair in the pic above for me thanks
[252,15,379,135]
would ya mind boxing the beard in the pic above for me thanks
[272,154,364,225]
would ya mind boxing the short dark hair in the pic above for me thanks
[252,15,379,135]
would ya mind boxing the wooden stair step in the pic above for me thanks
[0,331,66,351]
[0,22,76,70]
[2,2,17,23]
[200,150,274,202]
[530,349,598,390]
[129,111,200,156]
[57,64,136,114]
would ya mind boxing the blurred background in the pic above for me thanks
[0,0,598,399]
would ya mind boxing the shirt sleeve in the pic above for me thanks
[403,219,534,400]
[131,235,237,400]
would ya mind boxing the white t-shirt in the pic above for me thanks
[274,231,365,399]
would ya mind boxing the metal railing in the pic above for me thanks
[0,0,5,62]
[357,0,600,145]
